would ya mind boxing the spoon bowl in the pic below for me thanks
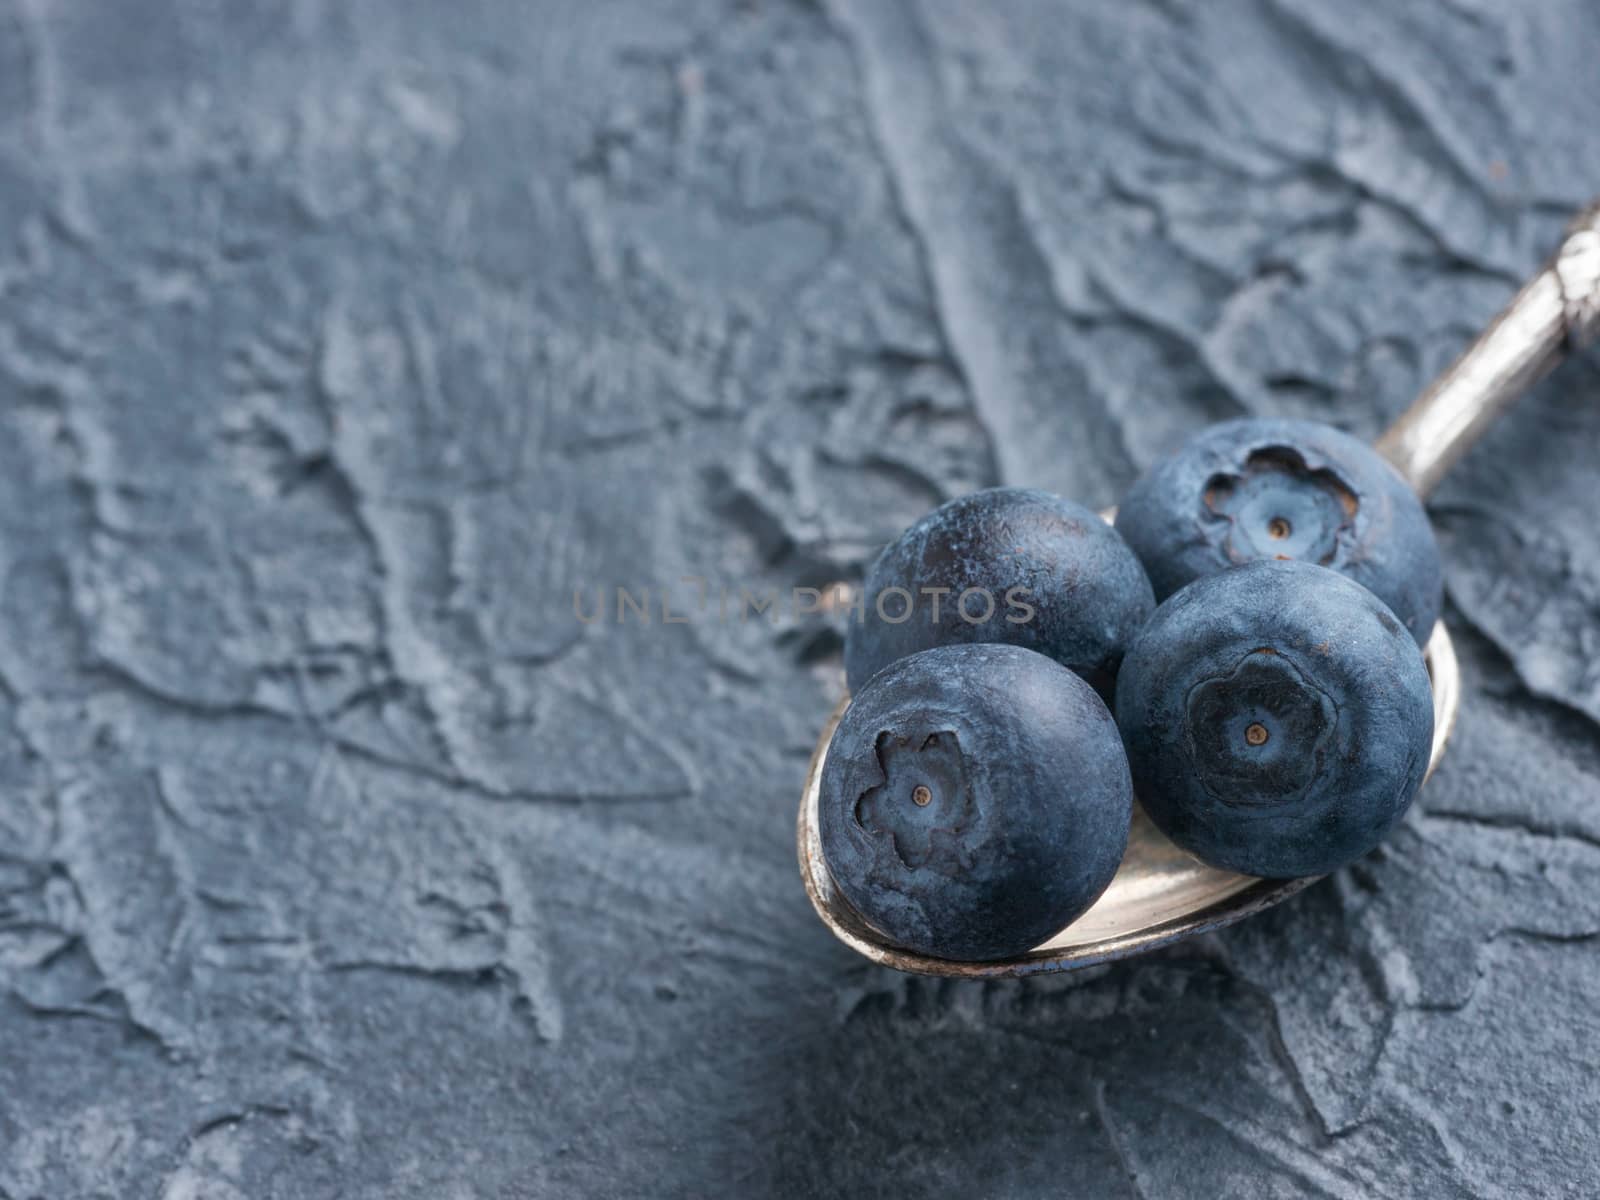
[797,619,1458,977]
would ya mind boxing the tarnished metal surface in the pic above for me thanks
[1377,203,1600,495]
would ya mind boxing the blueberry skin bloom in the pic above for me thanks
[820,643,1133,961]
[1115,560,1434,879]
[1114,418,1442,644]
[845,487,1155,695]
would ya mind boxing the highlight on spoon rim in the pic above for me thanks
[796,618,1459,978]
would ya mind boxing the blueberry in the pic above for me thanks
[845,487,1155,696]
[819,643,1133,961]
[1114,560,1434,878]
[1114,418,1442,644]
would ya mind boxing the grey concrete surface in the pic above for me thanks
[1,1,1598,1195]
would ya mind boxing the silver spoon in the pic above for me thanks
[798,198,1600,977]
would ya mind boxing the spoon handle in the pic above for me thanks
[1376,200,1600,497]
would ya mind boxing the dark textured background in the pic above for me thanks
[2,1,1598,1196]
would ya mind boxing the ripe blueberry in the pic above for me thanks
[845,487,1155,695]
[1114,418,1442,644]
[1115,560,1434,878]
[819,643,1133,961]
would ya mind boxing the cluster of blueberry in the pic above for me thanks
[819,418,1441,962]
